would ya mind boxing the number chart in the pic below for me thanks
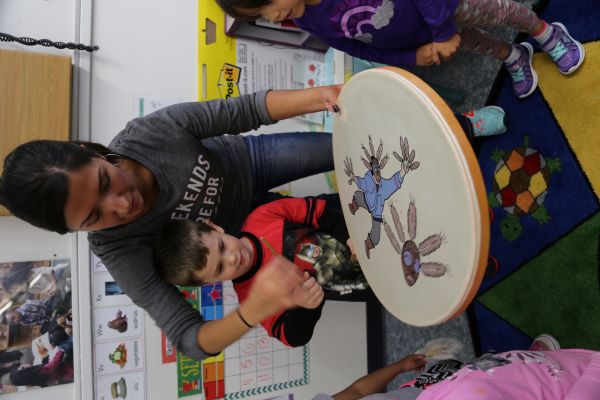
[201,282,309,400]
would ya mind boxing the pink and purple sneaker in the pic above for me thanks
[541,22,585,75]
[504,42,538,99]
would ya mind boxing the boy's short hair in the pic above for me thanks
[154,220,214,286]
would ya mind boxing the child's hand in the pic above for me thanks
[397,354,427,372]
[245,256,304,320]
[346,239,358,262]
[416,43,435,66]
[292,272,324,309]
[432,33,461,65]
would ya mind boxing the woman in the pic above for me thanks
[0,86,340,361]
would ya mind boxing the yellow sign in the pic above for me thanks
[217,63,241,99]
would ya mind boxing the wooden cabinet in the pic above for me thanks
[0,49,72,215]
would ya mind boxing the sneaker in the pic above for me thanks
[463,106,507,137]
[529,334,561,351]
[504,43,538,98]
[541,22,585,75]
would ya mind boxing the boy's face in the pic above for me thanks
[194,229,254,284]
[253,0,308,22]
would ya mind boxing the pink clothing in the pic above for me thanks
[417,350,600,400]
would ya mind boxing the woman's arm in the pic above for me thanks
[264,85,342,121]
[333,355,426,400]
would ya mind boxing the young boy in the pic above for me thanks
[155,194,373,347]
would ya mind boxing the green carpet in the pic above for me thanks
[479,213,600,349]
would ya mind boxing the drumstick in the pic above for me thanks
[260,237,280,256]
[261,237,312,281]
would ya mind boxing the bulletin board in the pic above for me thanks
[0,49,71,216]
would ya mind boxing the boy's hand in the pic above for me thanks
[397,354,427,372]
[431,33,461,65]
[292,272,324,309]
[243,256,304,323]
[346,239,358,262]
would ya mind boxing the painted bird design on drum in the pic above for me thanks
[384,200,448,286]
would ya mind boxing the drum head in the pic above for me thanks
[333,67,489,326]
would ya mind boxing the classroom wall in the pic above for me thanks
[1,1,83,398]
[0,0,368,399]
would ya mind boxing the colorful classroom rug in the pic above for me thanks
[470,0,600,354]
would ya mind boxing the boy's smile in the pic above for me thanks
[195,228,255,284]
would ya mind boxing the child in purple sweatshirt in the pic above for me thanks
[218,0,585,99]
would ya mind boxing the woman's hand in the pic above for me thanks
[198,256,305,354]
[318,84,343,113]
[292,272,324,309]
[431,33,461,65]
[265,84,343,121]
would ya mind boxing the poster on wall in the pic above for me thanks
[0,259,73,395]
[91,253,147,400]
[200,282,309,400]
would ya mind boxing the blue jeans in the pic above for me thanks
[244,132,333,206]
[243,118,472,204]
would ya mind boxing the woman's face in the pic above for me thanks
[64,157,146,232]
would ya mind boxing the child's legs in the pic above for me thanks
[455,0,546,60]
[244,132,333,196]
[460,28,513,60]
[454,0,542,34]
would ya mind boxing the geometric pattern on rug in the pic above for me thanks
[471,0,600,354]
[479,212,600,350]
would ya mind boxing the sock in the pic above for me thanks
[532,21,554,46]
[502,45,521,65]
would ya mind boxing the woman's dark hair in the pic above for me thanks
[0,140,114,234]
[215,0,269,21]
[154,220,214,286]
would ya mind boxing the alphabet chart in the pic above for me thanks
[91,253,147,400]
[201,282,309,400]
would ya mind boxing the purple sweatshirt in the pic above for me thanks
[295,0,460,67]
